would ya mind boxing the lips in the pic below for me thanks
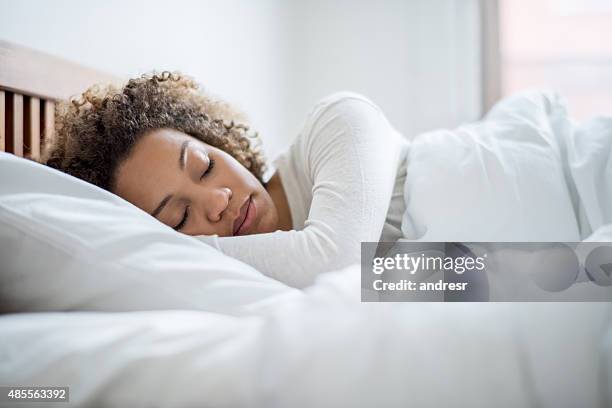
[233,196,251,235]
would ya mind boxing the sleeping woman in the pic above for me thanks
[42,71,410,288]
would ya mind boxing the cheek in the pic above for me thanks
[256,195,279,232]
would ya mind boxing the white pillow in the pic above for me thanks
[0,153,295,314]
[401,90,581,241]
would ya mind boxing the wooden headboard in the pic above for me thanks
[0,40,122,161]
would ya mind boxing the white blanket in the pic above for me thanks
[0,268,610,408]
[400,90,612,241]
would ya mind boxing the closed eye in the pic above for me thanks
[200,158,215,180]
[174,205,190,231]
[175,157,214,231]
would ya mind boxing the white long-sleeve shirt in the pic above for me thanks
[195,92,409,288]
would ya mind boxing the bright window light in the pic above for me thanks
[499,0,612,119]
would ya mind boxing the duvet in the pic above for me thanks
[399,90,612,242]
[1,268,611,407]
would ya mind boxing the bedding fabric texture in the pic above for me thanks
[0,267,610,408]
[400,89,612,242]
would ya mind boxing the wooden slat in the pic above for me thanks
[6,92,24,157]
[0,40,122,101]
[43,100,55,147]
[24,96,41,160]
[13,93,23,157]
[0,91,4,152]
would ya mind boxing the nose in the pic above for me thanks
[206,187,233,223]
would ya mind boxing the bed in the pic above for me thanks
[1,40,612,408]
[0,40,121,161]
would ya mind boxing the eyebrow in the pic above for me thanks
[150,140,190,218]
[179,140,190,171]
[151,194,172,218]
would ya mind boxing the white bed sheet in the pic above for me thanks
[1,266,610,408]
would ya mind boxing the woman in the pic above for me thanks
[43,72,409,288]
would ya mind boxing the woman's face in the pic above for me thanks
[113,128,279,237]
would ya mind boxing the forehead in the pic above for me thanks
[135,128,188,157]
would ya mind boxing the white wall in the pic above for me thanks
[279,0,483,144]
[0,0,483,160]
[0,0,288,158]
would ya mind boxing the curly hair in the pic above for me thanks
[41,71,267,192]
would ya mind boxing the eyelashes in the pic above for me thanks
[174,158,215,231]
[174,205,190,231]
[200,158,215,180]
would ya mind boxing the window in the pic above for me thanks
[498,0,612,119]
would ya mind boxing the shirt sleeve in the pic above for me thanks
[195,92,407,288]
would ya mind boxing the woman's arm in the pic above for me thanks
[196,93,407,288]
